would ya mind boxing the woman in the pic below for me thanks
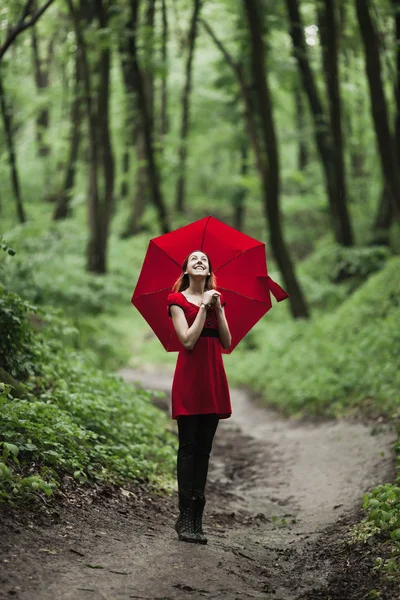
[167,250,232,545]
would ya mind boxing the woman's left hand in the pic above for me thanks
[211,291,222,309]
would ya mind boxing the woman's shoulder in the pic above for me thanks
[167,291,185,318]
[167,291,183,303]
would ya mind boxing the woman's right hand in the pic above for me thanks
[203,289,220,307]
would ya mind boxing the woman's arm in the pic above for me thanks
[216,306,231,350]
[170,304,208,351]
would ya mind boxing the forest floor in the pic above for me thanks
[0,366,399,600]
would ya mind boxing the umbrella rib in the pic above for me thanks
[200,215,212,251]
[217,287,271,305]
[151,239,182,267]
[134,286,176,300]
[213,242,265,273]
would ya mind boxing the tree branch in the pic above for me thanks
[0,0,55,61]
[200,18,265,175]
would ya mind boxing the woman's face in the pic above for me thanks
[185,250,210,277]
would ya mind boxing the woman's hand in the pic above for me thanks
[203,289,221,308]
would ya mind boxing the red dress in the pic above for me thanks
[167,290,232,420]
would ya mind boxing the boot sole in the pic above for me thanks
[178,534,200,543]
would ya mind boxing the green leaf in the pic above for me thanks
[390,529,400,541]
[3,442,19,458]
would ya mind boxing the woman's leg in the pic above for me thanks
[175,415,201,542]
[192,413,219,497]
[176,415,199,500]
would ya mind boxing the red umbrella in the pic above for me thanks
[131,215,289,354]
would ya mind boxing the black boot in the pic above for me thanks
[175,492,199,543]
[193,493,207,544]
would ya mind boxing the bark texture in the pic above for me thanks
[175,0,202,214]
[243,0,309,319]
[285,0,354,245]
[0,68,26,223]
[355,0,400,218]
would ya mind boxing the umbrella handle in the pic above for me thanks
[267,276,289,301]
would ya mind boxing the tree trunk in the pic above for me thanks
[120,143,130,200]
[392,0,400,163]
[53,56,83,220]
[175,0,201,214]
[121,131,147,237]
[0,68,26,223]
[66,0,110,273]
[160,0,169,137]
[95,0,115,270]
[372,184,393,245]
[355,0,400,219]
[285,0,354,245]
[31,23,54,156]
[130,0,155,231]
[294,85,308,171]
[243,0,309,319]
[318,0,353,243]
[233,141,248,232]
[119,38,137,210]
[128,0,169,233]
[371,0,400,240]
[340,4,366,181]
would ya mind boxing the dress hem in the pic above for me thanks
[172,412,231,420]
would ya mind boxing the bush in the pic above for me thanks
[227,256,400,419]
[0,284,38,379]
[0,288,176,505]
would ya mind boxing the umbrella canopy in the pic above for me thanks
[131,215,289,354]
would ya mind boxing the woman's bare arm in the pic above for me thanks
[170,304,208,351]
[215,306,231,350]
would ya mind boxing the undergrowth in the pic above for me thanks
[0,284,176,505]
[227,255,400,420]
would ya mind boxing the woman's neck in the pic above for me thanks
[186,281,205,296]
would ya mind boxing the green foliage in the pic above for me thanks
[0,236,16,261]
[227,256,400,419]
[0,286,176,505]
[363,483,400,542]
[358,467,400,575]
[0,221,140,372]
[301,243,391,285]
[0,284,38,378]
[0,222,128,316]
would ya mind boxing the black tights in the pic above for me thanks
[177,413,219,500]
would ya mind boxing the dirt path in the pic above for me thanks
[0,367,397,600]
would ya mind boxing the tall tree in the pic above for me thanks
[67,0,115,273]
[53,54,83,220]
[355,0,400,219]
[31,21,54,157]
[243,0,309,319]
[371,0,400,241]
[233,140,248,232]
[0,68,26,223]
[317,0,352,242]
[129,0,156,234]
[294,85,309,172]
[160,0,169,137]
[285,0,354,246]
[175,0,202,214]
[125,0,170,233]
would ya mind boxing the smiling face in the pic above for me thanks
[185,250,210,277]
